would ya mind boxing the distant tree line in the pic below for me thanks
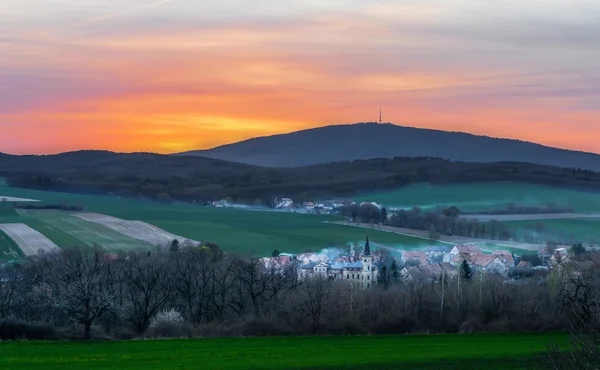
[14,203,85,211]
[462,203,575,215]
[4,155,600,205]
[340,204,589,245]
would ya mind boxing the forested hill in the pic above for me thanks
[177,123,600,170]
[2,151,600,205]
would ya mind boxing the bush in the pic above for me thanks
[459,318,484,334]
[149,309,184,329]
[195,323,235,338]
[329,319,367,335]
[238,316,292,337]
[61,324,112,341]
[143,321,197,339]
[373,314,418,335]
[0,319,59,340]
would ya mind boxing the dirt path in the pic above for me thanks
[461,213,600,222]
[330,221,544,252]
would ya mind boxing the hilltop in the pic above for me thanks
[177,123,600,170]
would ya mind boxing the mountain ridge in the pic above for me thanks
[176,123,600,170]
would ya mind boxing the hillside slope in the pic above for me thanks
[177,123,600,170]
[0,150,253,178]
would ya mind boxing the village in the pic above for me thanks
[260,238,600,286]
[211,197,370,214]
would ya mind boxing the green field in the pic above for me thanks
[0,333,568,369]
[0,230,24,261]
[37,214,153,252]
[359,182,600,213]
[0,183,429,256]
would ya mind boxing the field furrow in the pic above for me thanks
[40,216,153,252]
[0,223,60,256]
[74,213,197,246]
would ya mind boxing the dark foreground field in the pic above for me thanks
[0,333,568,369]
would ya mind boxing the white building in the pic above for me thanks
[298,238,378,288]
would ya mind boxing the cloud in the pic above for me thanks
[0,0,599,154]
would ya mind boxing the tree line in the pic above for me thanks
[0,244,589,343]
[340,204,588,245]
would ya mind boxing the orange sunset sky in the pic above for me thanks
[1,0,599,155]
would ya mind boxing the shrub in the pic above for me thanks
[149,309,184,329]
[0,319,59,341]
[143,322,197,339]
[373,314,418,334]
[238,316,292,337]
[459,318,484,334]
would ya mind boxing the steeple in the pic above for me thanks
[364,237,371,256]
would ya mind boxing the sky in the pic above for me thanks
[1,0,599,154]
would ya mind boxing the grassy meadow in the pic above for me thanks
[0,333,568,369]
[359,182,600,213]
[0,183,429,256]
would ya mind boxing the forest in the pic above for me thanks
[3,151,600,204]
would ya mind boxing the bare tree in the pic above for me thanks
[45,247,113,340]
[119,253,173,333]
[544,272,600,369]
[171,248,214,323]
[297,277,332,334]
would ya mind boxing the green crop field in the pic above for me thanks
[0,333,568,369]
[359,182,600,213]
[0,183,429,256]
[0,230,24,261]
[32,214,153,252]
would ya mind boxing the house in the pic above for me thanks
[424,245,452,263]
[517,261,533,269]
[305,202,316,210]
[549,248,569,267]
[275,198,294,209]
[453,253,507,275]
[557,252,600,277]
[260,255,292,270]
[360,202,381,209]
[491,250,515,267]
[298,237,378,288]
[400,262,457,283]
[450,244,482,258]
[402,251,428,265]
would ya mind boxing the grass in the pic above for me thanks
[0,183,429,256]
[0,230,24,261]
[0,332,568,369]
[359,182,600,213]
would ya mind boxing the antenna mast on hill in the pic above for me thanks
[378,106,382,124]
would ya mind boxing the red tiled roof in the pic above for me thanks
[454,253,499,268]
[403,251,427,263]
[492,250,515,264]
[454,244,482,254]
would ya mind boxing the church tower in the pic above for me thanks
[362,237,375,287]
